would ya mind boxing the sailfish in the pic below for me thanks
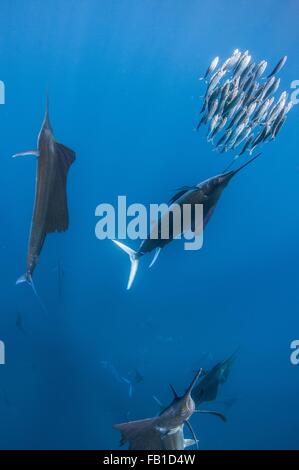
[114,369,226,450]
[192,351,237,405]
[113,153,261,289]
[14,98,75,292]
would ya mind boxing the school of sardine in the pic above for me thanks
[197,50,292,161]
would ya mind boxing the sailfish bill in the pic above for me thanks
[15,98,76,294]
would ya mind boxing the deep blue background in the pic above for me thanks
[0,0,298,450]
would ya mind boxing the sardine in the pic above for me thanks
[207,99,219,121]
[200,56,220,81]
[237,133,255,156]
[267,55,287,78]
[206,69,226,95]
[233,55,251,79]
[262,77,280,100]
[271,115,286,138]
[253,60,267,79]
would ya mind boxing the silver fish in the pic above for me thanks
[207,98,219,121]
[241,73,255,92]
[219,80,231,102]
[201,83,220,113]
[277,90,288,105]
[246,101,258,117]
[250,124,270,151]
[271,115,286,138]
[230,109,247,130]
[200,56,220,81]
[238,109,251,128]
[231,122,247,140]
[259,76,276,100]
[260,97,275,121]
[233,55,251,79]
[283,100,293,115]
[221,49,241,71]
[228,77,240,102]
[267,96,286,123]
[206,69,226,95]
[224,90,244,115]
[237,133,255,156]
[253,60,267,79]
[243,82,259,106]
[226,107,246,130]
[217,95,229,115]
[233,126,253,149]
[234,90,245,111]
[225,105,238,121]
[252,98,271,122]
[261,123,273,142]
[234,50,249,70]
[221,57,233,72]
[216,116,227,132]
[196,113,207,130]
[208,116,226,142]
[239,62,255,86]
[226,122,246,149]
[267,55,287,78]
[271,108,285,130]
[215,128,232,148]
[269,101,291,135]
[207,114,220,140]
[217,81,231,114]
[262,77,280,100]
[238,114,250,130]
[206,86,221,112]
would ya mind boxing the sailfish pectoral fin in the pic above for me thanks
[184,421,199,449]
[44,141,76,234]
[195,409,227,422]
[12,150,39,158]
[149,248,161,268]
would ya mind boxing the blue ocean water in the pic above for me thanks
[0,0,298,450]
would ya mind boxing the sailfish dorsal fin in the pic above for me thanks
[168,186,198,205]
[45,141,76,234]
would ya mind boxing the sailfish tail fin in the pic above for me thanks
[16,273,47,314]
[16,272,33,287]
[112,240,139,290]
